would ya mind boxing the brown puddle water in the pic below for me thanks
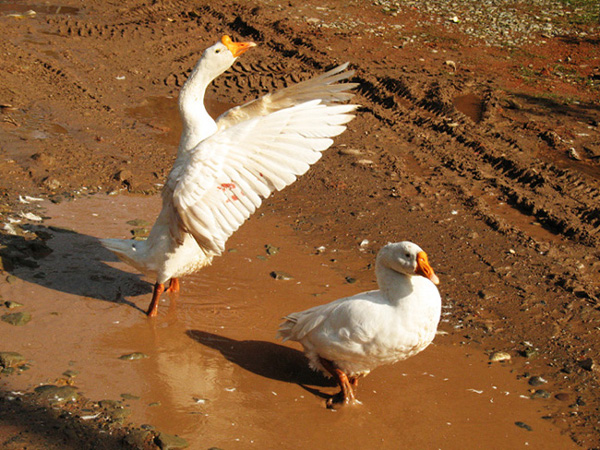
[453,93,484,124]
[126,95,237,145]
[0,195,576,449]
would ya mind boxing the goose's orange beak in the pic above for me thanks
[221,35,256,57]
[415,251,440,285]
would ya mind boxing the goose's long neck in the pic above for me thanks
[375,262,414,303]
[178,60,219,154]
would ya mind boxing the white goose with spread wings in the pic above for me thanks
[101,35,358,316]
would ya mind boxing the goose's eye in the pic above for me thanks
[405,253,410,259]
[215,49,221,54]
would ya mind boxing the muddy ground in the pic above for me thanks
[0,0,599,448]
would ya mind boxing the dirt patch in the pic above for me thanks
[0,0,599,448]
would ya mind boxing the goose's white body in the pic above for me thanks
[101,36,358,316]
[278,242,441,404]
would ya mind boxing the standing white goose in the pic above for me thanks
[277,241,441,407]
[101,35,358,316]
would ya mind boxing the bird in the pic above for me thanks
[277,241,441,407]
[101,35,358,317]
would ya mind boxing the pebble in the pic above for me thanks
[489,351,511,362]
[555,393,570,402]
[131,227,149,239]
[62,369,79,378]
[1,311,31,326]
[156,432,189,449]
[531,389,550,399]
[265,244,279,255]
[34,385,80,405]
[124,429,154,448]
[119,352,149,360]
[338,148,363,156]
[270,271,293,281]
[515,421,532,431]
[4,301,23,309]
[121,393,140,400]
[528,376,547,386]
[0,351,25,368]
[126,218,151,227]
[577,357,595,371]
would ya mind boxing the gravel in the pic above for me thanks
[373,0,598,47]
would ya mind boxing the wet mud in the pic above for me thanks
[0,0,599,448]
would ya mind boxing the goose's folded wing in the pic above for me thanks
[215,63,358,131]
[170,100,357,254]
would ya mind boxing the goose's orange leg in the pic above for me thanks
[166,277,180,293]
[319,357,356,406]
[146,282,164,317]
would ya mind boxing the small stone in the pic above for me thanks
[0,351,25,368]
[515,421,532,431]
[121,393,140,400]
[265,244,279,255]
[119,352,149,361]
[126,219,151,227]
[62,369,79,378]
[4,301,23,309]
[1,311,31,326]
[108,407,131,423]
[99,399,122,409]
[567,147,582,160]
[489,351,511,362]
[131,228,149,239]
[519,347,538,358]
[42,178,61,190]
[270,271,293,281]
[34,385,80,405]
[531,389,550,399]
[5,275,17,284]
[528,376,547,386]
[156,432,189,449]
[124,429,154,448]
[477,290,490,299]
[555,393,570,402]
[345,276,357,284]
[577,357,595,371]
[338,148,362,156]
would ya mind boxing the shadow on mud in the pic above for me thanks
[186,330,336,393]
[512,92,600,121]
[0,225,151,312]
[0,388,132,450]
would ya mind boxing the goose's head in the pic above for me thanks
[378,241,440,285]
[200,35,256,78]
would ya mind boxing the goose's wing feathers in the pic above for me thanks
[170,100,357,254]
[277,291,382,344]
[215,63,357,130]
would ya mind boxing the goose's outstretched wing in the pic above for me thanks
[168,100,357,254]
[215,63,357,131]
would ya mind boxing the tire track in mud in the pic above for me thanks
[193,4,600,247]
